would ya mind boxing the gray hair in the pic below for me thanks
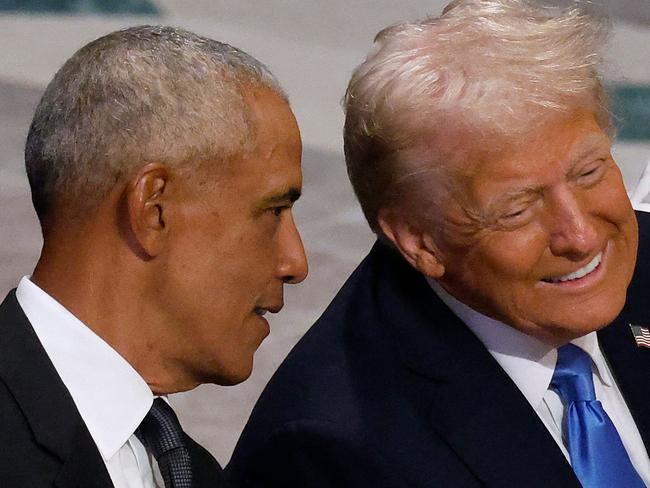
[25,25,285,226]
[343,0,610,234]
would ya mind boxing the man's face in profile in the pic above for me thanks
[432,110,638,345]
[155,89,308,386]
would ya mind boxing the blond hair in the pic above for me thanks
[344,0,610,233]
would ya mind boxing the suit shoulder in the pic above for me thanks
[230,244,429,470]
[226,417,408,488]
[254,243,406,417]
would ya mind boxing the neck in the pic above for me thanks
[32,225,196,394]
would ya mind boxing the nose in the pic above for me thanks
[277,212,308,284]
[547,187,599,261]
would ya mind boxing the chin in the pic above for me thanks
[204,359,255,386]
[588,294,627,327]
[216,371,253,386]
[555,304,625,342]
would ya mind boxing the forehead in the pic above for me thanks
[450,112,611,203]
[208,88,302,196]
[246,88,300,147]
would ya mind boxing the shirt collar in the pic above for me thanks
[571,331,613,387]
[15,277,153,461]
[427,278,612,409]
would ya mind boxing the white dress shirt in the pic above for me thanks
[16,277,163,488]
[630,156,650,213]
[428,278,650,485]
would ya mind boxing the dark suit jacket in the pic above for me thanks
[227,211,650,487]
[0,290,228,487]
[0,290,113,487]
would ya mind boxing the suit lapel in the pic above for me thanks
[598,210,650,451]
[600,318,650,450]
[373,244,580,487]
[54,424,116,488]
[186,436,231,487]
[599,211,650,450]
[0,291,114,487]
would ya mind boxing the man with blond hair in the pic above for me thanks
[0,26,307,487]
[228,1,650,487]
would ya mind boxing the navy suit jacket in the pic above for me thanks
[227,211,650,487]
[0,290,228,487]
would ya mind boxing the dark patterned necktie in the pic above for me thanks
[136,398,193,488]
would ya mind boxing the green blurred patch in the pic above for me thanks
[609,85,650,141]
[0,0,158,15]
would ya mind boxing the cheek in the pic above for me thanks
[585,171,638,263]
[464,225,549,282]
[592,167,634,223]
[611,208,639,282]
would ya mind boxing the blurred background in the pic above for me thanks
[1,0,649,464]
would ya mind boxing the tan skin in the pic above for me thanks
[380,111,638,347]
[32,88,308,393]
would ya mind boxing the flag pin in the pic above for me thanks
[629,324,650,349]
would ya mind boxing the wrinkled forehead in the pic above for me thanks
[452,111,611,181]
[397,110,612,214]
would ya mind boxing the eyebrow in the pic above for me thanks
[567,133,612,166]
[487,186,542,209]
[487,134,612,209]
[260,187,302,206]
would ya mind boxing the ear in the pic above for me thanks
[125,163,170,257]
[378,207,446,279]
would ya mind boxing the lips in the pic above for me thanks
[254,303,283,316]
[542,252,603,284]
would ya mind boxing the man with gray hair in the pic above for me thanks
[0,26,307,487]
[228,1,650,487]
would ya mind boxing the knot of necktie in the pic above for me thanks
[551,343,596,403]
[136,398,193,488]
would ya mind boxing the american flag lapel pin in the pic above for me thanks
[629,324,650,349]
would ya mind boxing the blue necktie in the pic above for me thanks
[551,344,645,487]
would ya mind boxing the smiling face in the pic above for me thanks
[426,111,638,345]
[155,88,308,386]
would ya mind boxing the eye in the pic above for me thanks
[501,208,529,224]
[576,159,607,185]
[496,201,537,228]
[505,208,525,219]
[269,206,287,217]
